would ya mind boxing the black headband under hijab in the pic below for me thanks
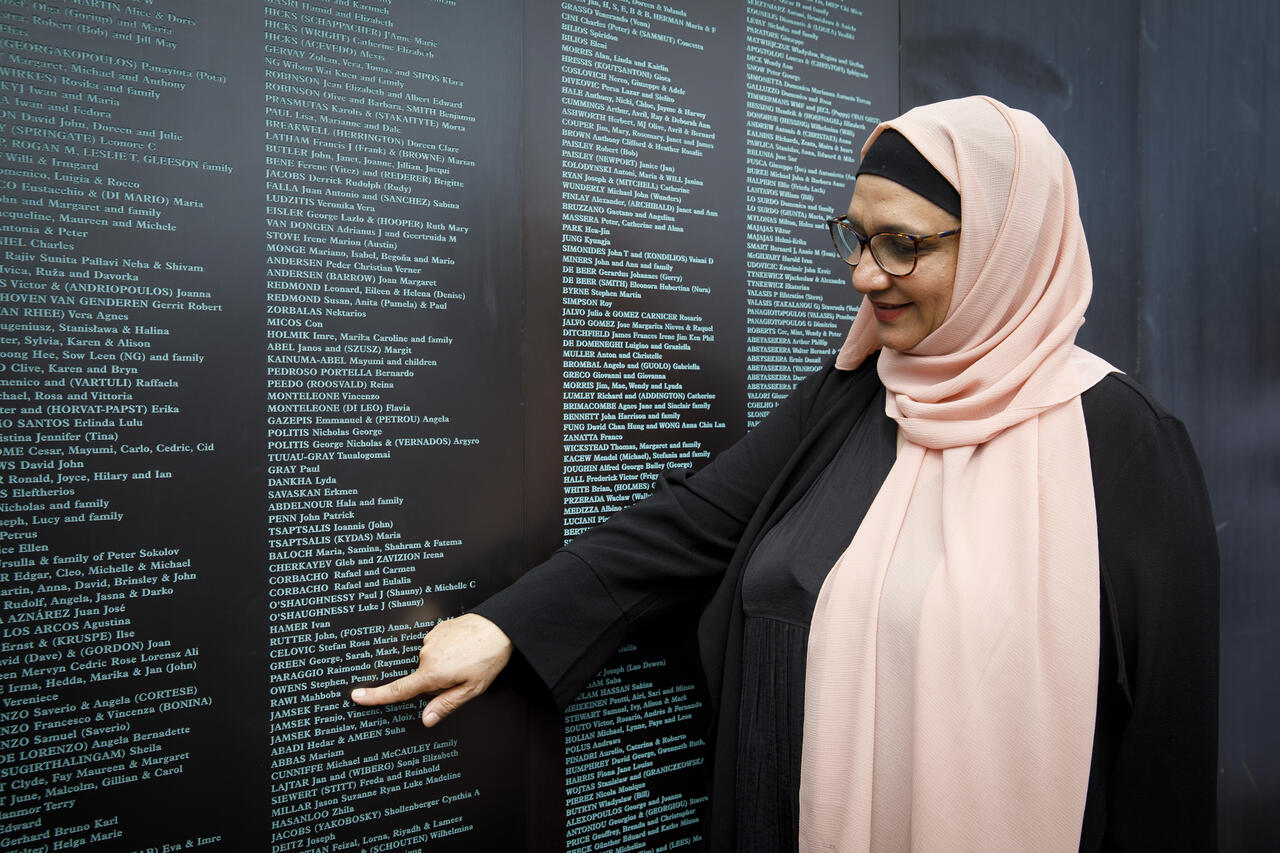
[856,128,962,219]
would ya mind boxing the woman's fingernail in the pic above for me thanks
[351,688,366,701]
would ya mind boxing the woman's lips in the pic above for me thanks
[871,301,910,322]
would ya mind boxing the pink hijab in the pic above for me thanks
[800,96,1116,850]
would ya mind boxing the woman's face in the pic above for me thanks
[845,175,961,352]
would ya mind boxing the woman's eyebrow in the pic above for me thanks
[847,215,928,235]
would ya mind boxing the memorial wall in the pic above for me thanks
[0,0,895,849]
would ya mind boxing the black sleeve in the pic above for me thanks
[1092,409,1219,851]
[473,361,840,709]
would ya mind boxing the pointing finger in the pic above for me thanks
[350,667,445,706]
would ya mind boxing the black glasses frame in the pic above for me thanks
[827,215,961,277]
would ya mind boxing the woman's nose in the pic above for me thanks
[851,258,892,294]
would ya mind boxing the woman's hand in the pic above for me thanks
[349,613,513,727]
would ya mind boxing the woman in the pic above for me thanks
[352,96,1218,851]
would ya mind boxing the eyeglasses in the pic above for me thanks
[827,215,961,277]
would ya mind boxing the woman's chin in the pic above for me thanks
[876,325,927,352]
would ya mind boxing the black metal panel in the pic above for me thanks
[0,1,528,849]
[520,1,898,847]
[1136,3,1280,850]
[901,1,1279,848]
